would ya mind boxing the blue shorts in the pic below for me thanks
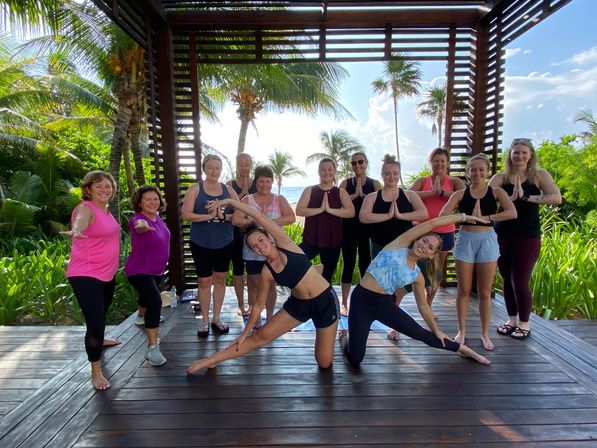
[453,229,499,263]
[283,286,340,328]
[437,231,455,252]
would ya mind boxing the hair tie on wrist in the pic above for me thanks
[461,213,466,223]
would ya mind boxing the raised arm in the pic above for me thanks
[181,184,215,223]
[438,189,464,217]
[385,213,489,250]
[489,187,517,222]
[398,190,428,221]
[215,198,292,245]
[409,176,435,198]
[60,204,94,239]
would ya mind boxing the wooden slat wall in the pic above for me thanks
[90,0,572,290]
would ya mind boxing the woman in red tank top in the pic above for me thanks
[409,148,465,312]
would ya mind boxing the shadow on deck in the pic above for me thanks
[0,287,596,447]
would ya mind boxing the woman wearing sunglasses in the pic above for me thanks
[489,138,561,340]
[338,152,381,315]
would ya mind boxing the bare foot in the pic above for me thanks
[90,362,110,390]
[187,359,216,375]
[481,335,494,351]
[340,305,349,317]
[458,344,491,365]
[454,331,466,344]
[103,338,121,347]
[91,373,111,390]
[386,329,400,341]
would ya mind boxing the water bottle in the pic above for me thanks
[170,287,178,308]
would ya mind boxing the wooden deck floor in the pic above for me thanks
[1,287,596,447]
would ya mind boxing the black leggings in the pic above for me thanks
[341,227,371,284]
[69,276,115,362]
[345,284,460,367]
[127,274,163,329]
[299,240,341,283]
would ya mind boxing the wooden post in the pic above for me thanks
[155,24,183,291]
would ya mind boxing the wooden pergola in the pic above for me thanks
[90,0,572,290]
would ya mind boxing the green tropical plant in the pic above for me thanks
[574,108,596,144]
[306,129,364,180]
[416,83,467,148]
[268,150,306,194]
[372,53,422,169]
[214,62,351,155]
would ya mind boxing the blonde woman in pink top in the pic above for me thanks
[62,171,121,391]
[410,148,465,308]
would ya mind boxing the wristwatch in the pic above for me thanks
[522,193,530,202]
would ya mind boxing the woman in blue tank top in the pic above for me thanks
[182,155,240,338]
[188,198,340,375]
[340,213,491,367]
[440,153,516,351]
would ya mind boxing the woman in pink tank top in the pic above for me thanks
[409,148,465,311]
[62,171,120,391]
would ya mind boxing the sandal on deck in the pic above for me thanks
[197,323,210,338]
[211,321,230,334]
[510,327,531,340]
[497,324,516,336]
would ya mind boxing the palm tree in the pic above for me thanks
[306,129,364,180]
[575,108,597,144]
[215,62,351,155]
[416,83,467,148]
[268,150,306,195]
[372,53,422,167]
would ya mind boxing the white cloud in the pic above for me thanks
[505,47,523,59]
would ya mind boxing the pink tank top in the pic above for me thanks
[414,175,456,233]
[66,201,120,281]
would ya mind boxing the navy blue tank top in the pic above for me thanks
[265,247,312,289]
[189,182,234,249]
[369,189,414,246]
[459,187,498,226]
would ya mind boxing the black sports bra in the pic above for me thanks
[265,247,312,289]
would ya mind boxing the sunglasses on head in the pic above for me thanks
[512,138,532,144]
[351,159,365,166]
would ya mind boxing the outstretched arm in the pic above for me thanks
[214,198,292,245]
[384,214,489,250]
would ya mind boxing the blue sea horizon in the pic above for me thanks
[278,186,306,204]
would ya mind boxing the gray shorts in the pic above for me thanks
[453,229,499,263]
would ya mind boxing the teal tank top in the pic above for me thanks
[366,247,421,294]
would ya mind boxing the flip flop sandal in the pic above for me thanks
[211,321,230,334]
[510,327,531,340]
[497,323,516,336]
[197,323,210,338]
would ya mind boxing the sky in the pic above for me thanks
[199,0,597,186]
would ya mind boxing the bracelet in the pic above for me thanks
[460,213,467,223]
[488,215,493,224]
[439,190,445,197]
[522,193,530,202]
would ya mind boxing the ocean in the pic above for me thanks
[278,186,306,204]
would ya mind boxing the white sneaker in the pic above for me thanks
[144,345,166,366]
[134,314,165,327]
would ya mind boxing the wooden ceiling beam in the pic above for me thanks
[167,9,482,29]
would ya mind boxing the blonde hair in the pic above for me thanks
[81,171,116,201]
[504,138,538,185]
[428,147,450,163]
[465,153,490,179]
[415,232,442,289]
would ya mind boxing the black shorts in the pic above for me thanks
[231,237,245,276]
[190,241,233,278]
[283,286,340,328]
[245,260,265,275]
